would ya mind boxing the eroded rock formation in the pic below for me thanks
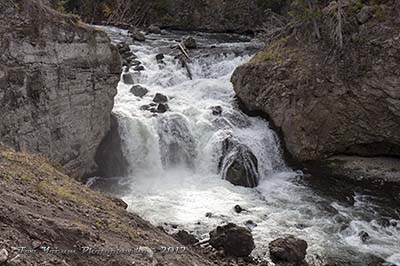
[0,0,121,178]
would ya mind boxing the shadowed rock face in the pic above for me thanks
[0,0,121,178]
[232,3,400,182]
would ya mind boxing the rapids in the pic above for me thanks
[91,26,400,266]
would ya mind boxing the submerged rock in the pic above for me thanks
[269,236,308,265]
[209,223,255,257]
[220,138,259,188]
[183,36,197,49]
[130,85,148,97]
[172,230,199,246]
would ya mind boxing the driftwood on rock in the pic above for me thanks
[177,42,193,80]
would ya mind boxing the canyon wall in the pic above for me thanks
[0,0,121,178]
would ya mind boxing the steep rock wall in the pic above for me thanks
[232,1,400,181]
[0,0,121,178]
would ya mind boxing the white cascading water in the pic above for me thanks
[92,26,400,266]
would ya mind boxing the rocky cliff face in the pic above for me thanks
[0,0,121,178]
[232,0,400,182]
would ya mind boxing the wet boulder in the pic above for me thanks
[153,93,168,103]
[269,236,308,265]
[209,223,255,257]
[183,36,197,49]
[211,105,223,116]
[220,138,259,188]
[130,85,148,97]
[172,230,199,246]
[147,24,161,34]
[133,65,145,71]
[122,72,134,84]
[157,103,169,113]
[156,53,165,64]
[129,27,145,42]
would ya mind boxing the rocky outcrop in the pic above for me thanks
[0,0,121,178]
[0,145,213,266]
[232,0,400,182]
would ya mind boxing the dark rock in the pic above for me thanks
[211,106,223,116]
[122,73,135,84]
[390,220,398,227]
[220,138,259,188]
[153,93,168,103]
[269,236,308,265]
[376,218,391,227]
[359,231,370,243]
[148,24,161,34]
[172,230,199,246]
[157,103,169,113]
[234,205,243,213]
[209,223,255,257]
[156,53,164,60]
[183,36,197,49]
[95,114,128,177]
[130,85,148,97]
[206,212,213,218]
[133,65,145,71]
[244,220,257,229]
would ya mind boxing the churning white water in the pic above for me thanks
[93,26,400,266]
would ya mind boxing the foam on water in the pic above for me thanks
[93,26,400,266]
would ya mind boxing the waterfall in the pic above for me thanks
[91,26,400,266]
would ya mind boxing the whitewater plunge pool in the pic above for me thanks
[89,26,400,266]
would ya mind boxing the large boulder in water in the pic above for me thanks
[220,137,259,188]
[209,223,255,257]
[157,114,196,168]
[269,236,308,265]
